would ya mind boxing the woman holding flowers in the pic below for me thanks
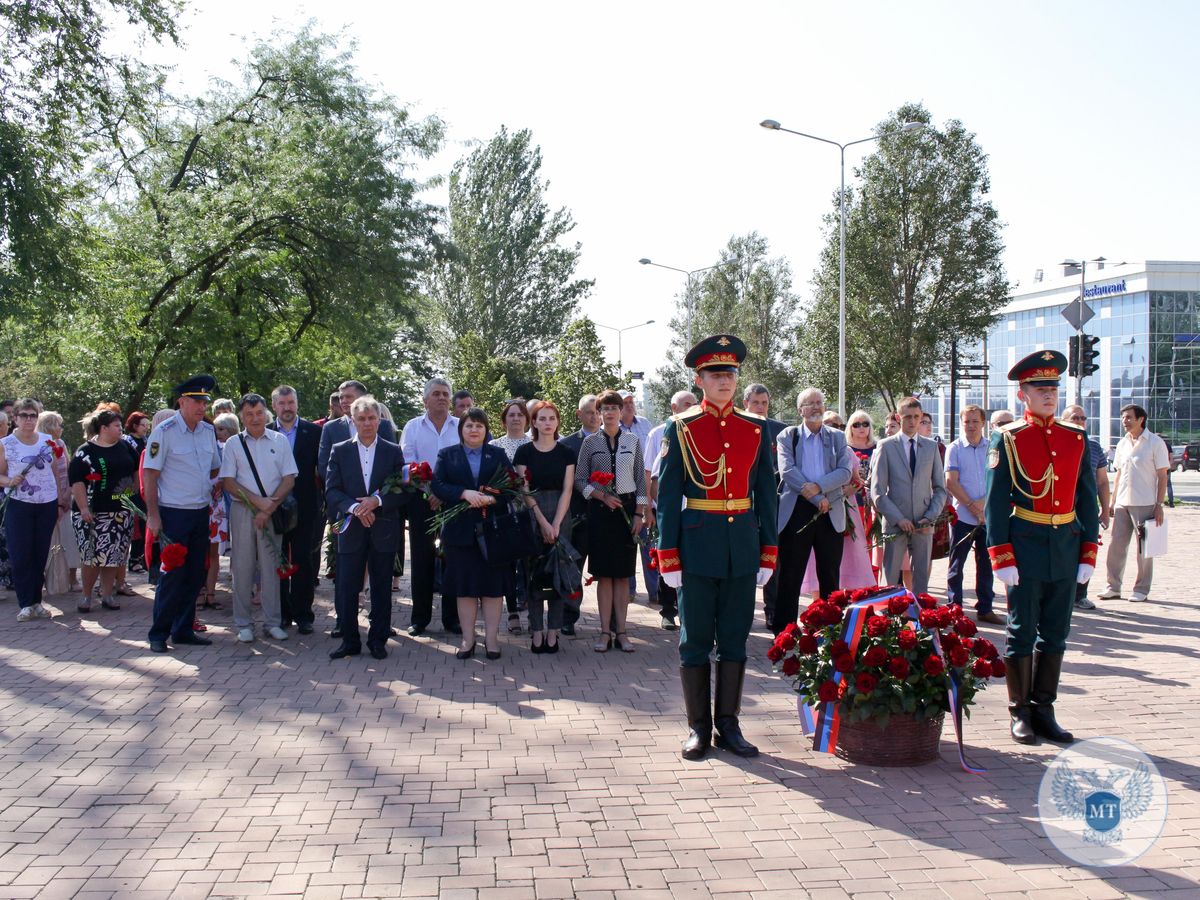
[434,407,513,660]
[1,398,68,621]
[68,410,138,612]
[514,401,576,653]
[574,390,647,652]
[491,399,532,635]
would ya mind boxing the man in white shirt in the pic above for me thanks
[220,393,298,642]
[1100,403,1169,602]
[400,377,461,635]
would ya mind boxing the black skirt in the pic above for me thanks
[586,492,637,578]
[443,543,514,599]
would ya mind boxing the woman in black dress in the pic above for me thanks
[432,408,513,660]
[514,400,575,654]
[574,390,647,653]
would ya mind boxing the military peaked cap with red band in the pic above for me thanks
[1008,349,1067,386]
[684,334,747,372]
[173,374,217,401]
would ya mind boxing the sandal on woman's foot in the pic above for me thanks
[615,632,635,652]
[76,599,92,613]
[116,583,137,597]
[508,614,522,635]
[101,595,121,610]
[593,631,612,653]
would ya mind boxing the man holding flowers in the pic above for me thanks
[657,334,779,760]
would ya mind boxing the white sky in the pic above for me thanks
[141,0,1199,378]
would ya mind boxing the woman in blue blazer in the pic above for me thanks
[432,408,513,660]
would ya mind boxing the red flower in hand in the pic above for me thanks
[85,472,102,482]
[590,471,615,487]
[160,543,188,572]
[276,564,300,580]
[923,655,946,676]
[47,439,64,459]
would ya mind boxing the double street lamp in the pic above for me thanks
[638,257,740,347]
[760,118,924,416]
[595,318,655,371]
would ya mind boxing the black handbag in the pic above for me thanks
[239,434,300,534]
[475,506,543,565]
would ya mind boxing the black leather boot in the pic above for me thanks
[1030,651,1074,743]
[1006,655,1037,744]
[713,660,758,757]
[680,665,712,760]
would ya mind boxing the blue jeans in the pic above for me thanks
[5,499,57,608]
[946,518,995,614]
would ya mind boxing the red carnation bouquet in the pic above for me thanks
[336,461,436,535]
[426,465,536,534]
[769,587,1001,727]
[117,493,189,573]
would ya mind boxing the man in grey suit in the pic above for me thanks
[774,388,852,633]
[870,396,947,595]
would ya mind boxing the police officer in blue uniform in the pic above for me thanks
[144,375,223,652]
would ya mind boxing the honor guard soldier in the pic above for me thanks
[985,351,1099,745]
[143,375,223,653]
[657,335,779,760]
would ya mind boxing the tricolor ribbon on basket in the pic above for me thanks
[798,586,985,775]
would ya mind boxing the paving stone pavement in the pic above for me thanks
[0,508,1197,899]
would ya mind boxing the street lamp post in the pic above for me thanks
[638,257,740,347]
[760,118,924,416]
[594,318,655,371]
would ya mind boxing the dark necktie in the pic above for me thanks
[908,438,917,475]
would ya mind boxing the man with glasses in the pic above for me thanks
[1061,405,1110,610]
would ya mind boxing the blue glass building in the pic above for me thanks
[931,261,1200,453]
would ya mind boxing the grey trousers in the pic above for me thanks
[883,528,933,595]
[229,500,282,628]
[1106,504,1155,596]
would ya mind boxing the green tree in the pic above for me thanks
[429,126,593,360]
[0,0,179,288]
[540,318,622,416]
[0,29,444,421]
[445,333,510,418]
[800,102,1009,411]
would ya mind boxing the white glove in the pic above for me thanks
[661,570,682,590]
[1076,564,1094,584]
[756,567,773,587]
[994,567,1020,588]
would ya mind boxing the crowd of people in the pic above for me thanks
[0,370,1170,663]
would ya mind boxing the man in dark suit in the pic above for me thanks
[557,393,599,636]
[317,380,397,594]
[742,383,788,631]
[326,396,409,660]
[269,385,324,634]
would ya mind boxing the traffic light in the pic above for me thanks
[1080,334,1100,377]
[1068,334,1080,377]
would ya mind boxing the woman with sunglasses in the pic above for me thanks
[1,399,68,621]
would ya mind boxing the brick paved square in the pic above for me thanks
[0,508,1195,897]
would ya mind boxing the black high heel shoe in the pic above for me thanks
[531,635,544,654]
[485,645,502,660]
[545,637,559,654]
[455,643,476,660]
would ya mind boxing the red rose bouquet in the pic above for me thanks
[427,465,536,534]
[770,587,1001,729]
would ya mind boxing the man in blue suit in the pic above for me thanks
[326,396,409,660]
[774,387,852,634]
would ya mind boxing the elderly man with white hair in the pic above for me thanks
[774,387,852,633]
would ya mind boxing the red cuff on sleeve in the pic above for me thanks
[759,546,778,571]
[1079,542,1098,565]
[988,543,1016,569]
[657,549,682,574]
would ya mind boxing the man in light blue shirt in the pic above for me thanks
[944,404,1000,623]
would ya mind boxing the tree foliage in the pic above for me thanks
[800,102,1009,411]
[0,29,445,429]
[539,318,623,416]
[429,126,592,360]
[0,0,180,287]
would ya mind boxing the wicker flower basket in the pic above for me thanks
[834,712,945,766]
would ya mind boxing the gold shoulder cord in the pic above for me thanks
[676,416,727,492]
[1001,429,1054,502]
